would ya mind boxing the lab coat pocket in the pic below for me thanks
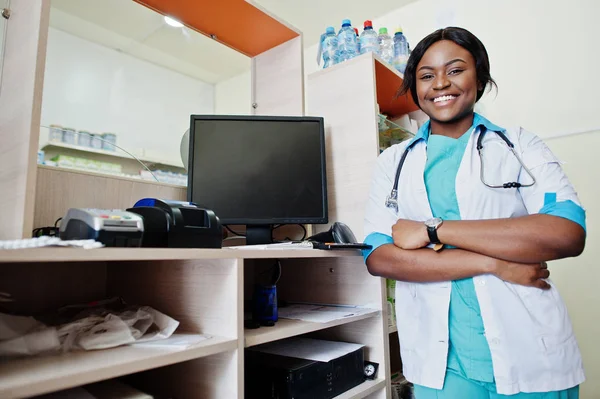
[513,282,573,347]
[395,282,419,349]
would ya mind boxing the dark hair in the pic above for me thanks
[398,27,497,106]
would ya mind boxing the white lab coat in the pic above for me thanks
[364,124,584,394]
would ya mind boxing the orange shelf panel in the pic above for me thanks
[374,58,419,119]
[133,0,299,57]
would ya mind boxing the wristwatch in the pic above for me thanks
[424,217,443,244]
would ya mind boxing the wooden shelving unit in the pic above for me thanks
[334,379,387,399]
[245,309,379,347]
[40,141,185,170]
[307,51,418,240]
[3,0,393,397]
[0,249,390,398]
[0,334,236,398]
[308,51,419,397]
[0,247,359,263]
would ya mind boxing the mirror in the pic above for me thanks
[38,0,252,184]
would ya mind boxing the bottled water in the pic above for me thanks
[393,27,409,74]
[359,20,380,55]
[320,26,339,68]
[378,27,394,64]
[354,28,361,54]
[337,19,359,62]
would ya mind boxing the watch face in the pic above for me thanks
[425,217,443,228]
[365,364,375,376]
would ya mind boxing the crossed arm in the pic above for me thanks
[394,214,585,263]
[366,214,584,288]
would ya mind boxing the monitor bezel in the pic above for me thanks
[187,114,328,225]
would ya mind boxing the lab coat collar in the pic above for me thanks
[407,112,505,148]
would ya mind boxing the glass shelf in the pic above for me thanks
[378,113,415,152]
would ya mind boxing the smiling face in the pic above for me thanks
[415,40,482,135]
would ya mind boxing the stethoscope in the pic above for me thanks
[385,127,537,212]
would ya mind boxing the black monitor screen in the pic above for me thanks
[187,116,327,225]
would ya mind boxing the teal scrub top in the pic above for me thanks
[423,126,495,383]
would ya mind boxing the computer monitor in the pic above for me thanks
[187,115,328,245]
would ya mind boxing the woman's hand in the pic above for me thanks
[392,219,429,249]
[493,260,551,289]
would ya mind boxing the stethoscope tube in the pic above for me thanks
[476,129,536,189]
[385,141,415,212]
[385,128,537,211]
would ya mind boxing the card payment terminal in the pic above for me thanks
[60,208,144,247]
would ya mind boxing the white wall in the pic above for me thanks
[41,28,215,165]
[546,132,600,398]
[372,0,599,136]
[0,1,6,88]
[214,70,252,115]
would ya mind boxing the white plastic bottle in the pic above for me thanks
[359,20,380,55]
[393,27,409,73]
[337,19,359,62]
[378,27,394,64]
[320,26,340,68]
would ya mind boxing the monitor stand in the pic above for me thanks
[246,225,273,245]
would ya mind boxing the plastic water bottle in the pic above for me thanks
[359,20,380,55]
[337,19,359,62]
[320,27,339,68]
[393,27,409,74]
[378,27,394,64]
[354,28,361,54]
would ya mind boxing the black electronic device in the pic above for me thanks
[311,242,372,250]
[127,198,222,248]
[308,222,358,244]
[363,361,379,380]
[187,115,327,245]
[59,208,143,247]
[245,338,365,399]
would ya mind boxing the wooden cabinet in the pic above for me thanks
[306,52,418,240]
[0,248,390,398]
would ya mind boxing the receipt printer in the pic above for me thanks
[60,208,144,247]
[127,198,222,248]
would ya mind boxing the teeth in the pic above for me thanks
[433,95,456,103]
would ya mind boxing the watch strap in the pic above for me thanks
[427,225,441,244]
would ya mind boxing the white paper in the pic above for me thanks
[278,304,378,323]
[132,334,209,348]
[0,236,103,250]
[251,337,364,363]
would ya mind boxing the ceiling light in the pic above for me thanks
[164,16,183,28]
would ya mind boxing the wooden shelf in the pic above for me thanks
[0,334,237,398]
[333,378,386,399]
[308,53,419,120]
[245,310,380,347]
[372,53,419,119]
[133,0,299,57]
[40,141,185,169]
[37,164,186,187]
[0,247,362,263]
